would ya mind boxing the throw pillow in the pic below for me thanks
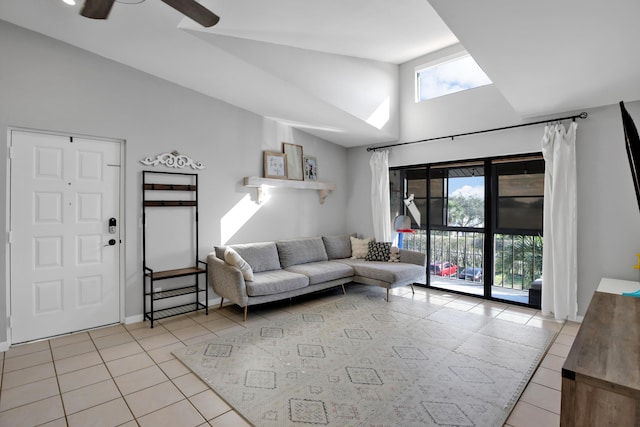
[365,241,392,262]
[350,236,373,259]
[224,247,254,281]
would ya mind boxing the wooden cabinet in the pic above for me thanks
[560,280,640,426]
[142,171,208,328]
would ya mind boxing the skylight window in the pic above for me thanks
[416,54,492,102]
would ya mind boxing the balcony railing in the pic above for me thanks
[401,230,542,291]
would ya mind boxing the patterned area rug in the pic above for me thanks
[174,293,555,426]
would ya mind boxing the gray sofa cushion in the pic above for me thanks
[215,242,281,273]
[276,238,328,268]
[246,270,309,296]
[336,259,425,284]
[322,234,353,259]
[285,261,354,285]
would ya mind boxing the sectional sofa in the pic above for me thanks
[208,234,427,320]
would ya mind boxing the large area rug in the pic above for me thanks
[173,293,556,426]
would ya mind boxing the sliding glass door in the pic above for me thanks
[391,154,543,308]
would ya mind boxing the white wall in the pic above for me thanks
[347,101,640,317]
[0,21,349,344]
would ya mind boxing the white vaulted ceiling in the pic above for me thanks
[1,0,639,146]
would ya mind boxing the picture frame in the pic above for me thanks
[264,151,287,179]
[283,143,304,181]
[303,155,318,181]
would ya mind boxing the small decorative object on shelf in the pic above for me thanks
[283,143,304,181]
[263,151,288,179]
[142,171,208,328]
[140,150,205,170]
[303,155,317,181]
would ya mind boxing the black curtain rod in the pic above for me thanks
[366,111,588,152]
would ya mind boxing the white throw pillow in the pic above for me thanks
[224,247,254,281]
[350,236,373,259]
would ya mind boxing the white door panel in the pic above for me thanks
[10,130,121,343]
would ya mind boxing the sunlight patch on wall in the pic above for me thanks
[221,193,267,244]
[366,97,390,130]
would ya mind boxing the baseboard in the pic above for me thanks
[0,341,9,352]
[124,314,144,325]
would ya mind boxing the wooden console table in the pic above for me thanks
[560,278,640,426]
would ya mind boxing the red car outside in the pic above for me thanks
[430,262,458,277]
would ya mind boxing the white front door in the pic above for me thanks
[9,130,121,344]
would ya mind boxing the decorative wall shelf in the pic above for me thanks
[244,176,336,204]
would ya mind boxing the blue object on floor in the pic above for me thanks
[622,289,640,298]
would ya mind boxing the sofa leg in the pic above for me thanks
[410,284,415,294]
[341,284,346,295]
[386,288,390,302]
[219,298,224,309]
[243,306,248,322]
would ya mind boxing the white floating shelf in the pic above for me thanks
[244,176,336,204]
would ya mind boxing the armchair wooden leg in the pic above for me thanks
[243,306,248,322]
[386,288,390,302]
[219,298,224,309]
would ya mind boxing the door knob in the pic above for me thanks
[104,239,117,247]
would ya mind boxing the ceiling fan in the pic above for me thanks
[80,0,220,27]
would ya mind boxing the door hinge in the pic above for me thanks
[7,231,12,244]
[8,146,14,159]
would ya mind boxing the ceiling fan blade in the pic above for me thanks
[161,0,220,27]
[80,0,115,19]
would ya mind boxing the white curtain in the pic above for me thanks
[541,122,578,320]
[370,149,392,242]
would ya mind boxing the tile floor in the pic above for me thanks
[0,284,577,427]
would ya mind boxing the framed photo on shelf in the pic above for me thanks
[303,155,318,181]
[283,143,304,181]
[264,151,287,179]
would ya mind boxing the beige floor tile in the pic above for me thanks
[0,377,60,411]
[89,323,128,339]
[67,397,134,427]
[520,382,561,414]
[62,378,121,415]
[531,366,562,391]
[540,353,566,372]
[128,324,169,340]
[210,410,252,427]
[58,364,112,393]
[171,324,211,341]
[92,331,135,349]
[182,332,218,346]
[138,332,181,351]
[506,400,560,427]
[159,358,191,379]
[525,317,564,332]
[54,350,103,375]
[1,361,55,389]
[444,300,476,311]
[39,417,69,427]
[560,322,581,336]
[0,396,64,427]
[137,399,206,427]
[51,339,97,360]
[553,333,576,346]
[189,390,231,421]
[214,325,248,337]
[496,311,531,325]
[50,332,91,348]
[3,348,52,372]
[199,317,237,333]
[147,342,186,364]
[106,352,156,377]
[98,341,144,362]
[4,340,50,359]
[547,342,571,358]
[159,316,199,331]
[124,381,184,418]
[114,365,168,395]
[468,305,503,317]
[172,372,209,397]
